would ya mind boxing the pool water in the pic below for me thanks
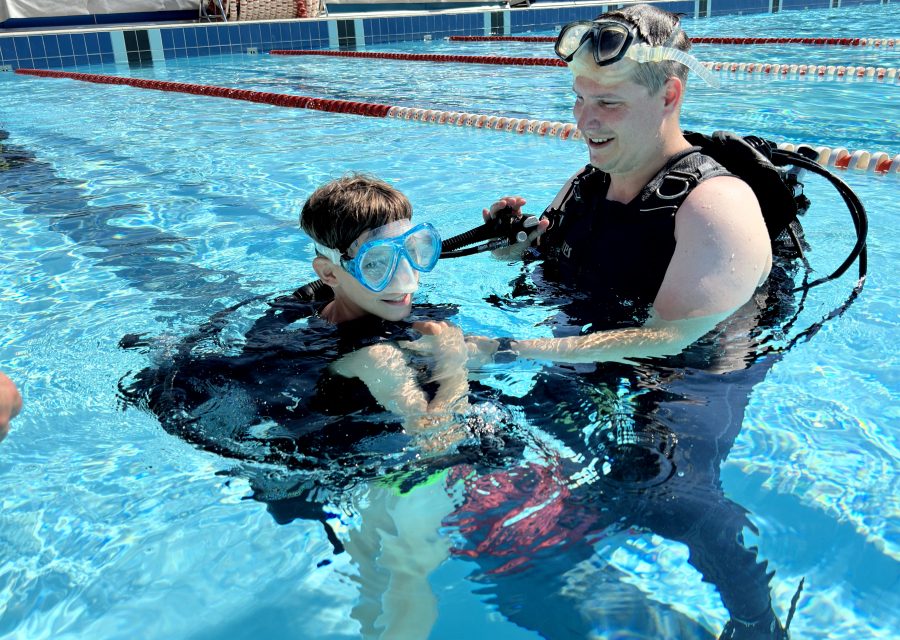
[1,3,898,639]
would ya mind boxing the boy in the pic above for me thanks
[125,173,471,467]
[297,173,471,433]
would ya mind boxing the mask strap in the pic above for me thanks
[314,243,343,265]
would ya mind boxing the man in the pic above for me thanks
[482,3,772,363]
[0,370,22,442]
[460,5,795,639]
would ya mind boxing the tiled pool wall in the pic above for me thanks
[0,0,890,72]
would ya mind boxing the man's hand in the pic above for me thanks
[483,196,549,258]
[0,371,23,443]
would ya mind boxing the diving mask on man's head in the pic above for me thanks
[315,220,442,293]
[555,19,720,88]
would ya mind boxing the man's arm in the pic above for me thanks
[0,371,23,443]
[482,176,772,365]
[653,176,772,321]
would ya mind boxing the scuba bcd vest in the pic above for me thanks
[540,130,867,294]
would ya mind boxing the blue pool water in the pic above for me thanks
[0,4,898,639]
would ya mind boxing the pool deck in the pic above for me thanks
[0,0,890,71]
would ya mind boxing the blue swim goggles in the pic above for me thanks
[315,220,442,292]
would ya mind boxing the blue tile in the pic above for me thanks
[98,32,113,54]
[238,24,252,44]
[84,32,100,55]
[206,27,220,46]
[99,52,114,64]
[60,55,75,68]
[13,38,31,59]
[196,27,209,47]
[184,27,197,48]
[71,33,87,56]
[161,29,174,49]
[45,56,62,69]
[32,58,50,69]
[252,23,263,45]
[74,54,89,66]
[258,22,271,43]
[173,29,185,48]
[290,22,303,43]
[17,57,33,68]
[28,36,46,58]
[0,38,17,63]
[43,36,60,57]
[88,54,102,65]
[225,26,240,45]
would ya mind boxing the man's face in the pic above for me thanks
[572,62,667,177]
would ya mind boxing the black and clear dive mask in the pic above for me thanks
[555,19,720,88]
[316,220,442,293]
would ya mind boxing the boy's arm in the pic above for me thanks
[0,371,23,443]
[331,343,431,431]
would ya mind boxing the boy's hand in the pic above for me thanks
[0,372,23,443]
[406,321,469,415]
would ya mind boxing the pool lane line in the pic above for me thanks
[270,50,900,83]
[448,35,898,47]
[15,68,899,174]
[13,68,579,142]
[270,49,566,67]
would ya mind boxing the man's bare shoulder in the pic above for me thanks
[678,174,761,224]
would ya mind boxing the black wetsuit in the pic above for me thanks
[122,297,465,524]
[122,295,521,538]
[451,152,793,637]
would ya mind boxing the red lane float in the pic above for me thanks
[702,60,899,81]
[13,68,579,141]
[448,35,897,47]
[271,49,566,67]
[15,68,395,117]
[271,49,898,83]
[15,68,898,172]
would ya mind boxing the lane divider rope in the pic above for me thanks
[15,68,899,174]
[270,49,565,67]
[270,49,900,82]
[448,35,898,47]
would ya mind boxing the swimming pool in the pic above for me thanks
[1,3,897,639]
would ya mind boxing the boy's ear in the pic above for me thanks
[313,256,340,287]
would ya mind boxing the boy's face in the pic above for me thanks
[318,220,432,322]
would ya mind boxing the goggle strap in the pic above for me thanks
[314,243,343,264]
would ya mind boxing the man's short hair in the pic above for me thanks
[598,4,691,93]
[300,173,412,253]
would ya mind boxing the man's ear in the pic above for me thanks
[662,76,684,111]
[313,256,340,287]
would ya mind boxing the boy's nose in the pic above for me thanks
[387,257,419,292]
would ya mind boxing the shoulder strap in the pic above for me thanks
[540,165,607,243]
[635,147,732,216]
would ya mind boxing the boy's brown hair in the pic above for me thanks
[300,174,412,254]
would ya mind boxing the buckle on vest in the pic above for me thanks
[655,172,693,200]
